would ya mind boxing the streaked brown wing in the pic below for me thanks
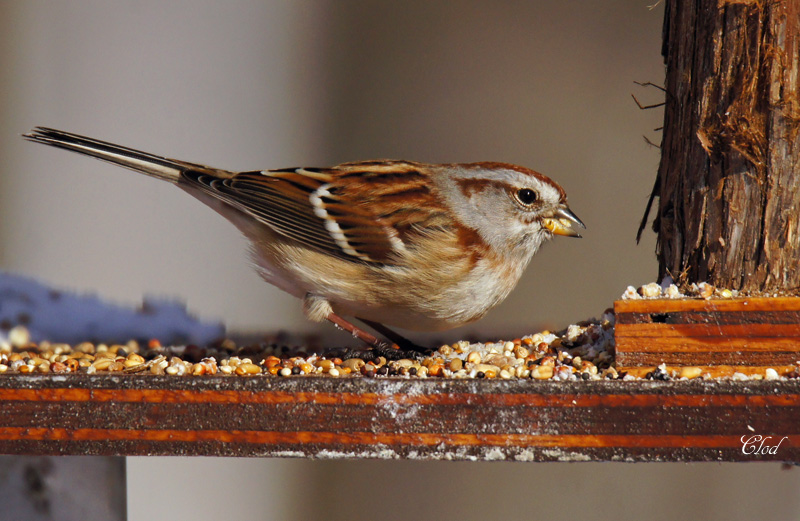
[181,163,444,264]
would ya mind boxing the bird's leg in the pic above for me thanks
[305,293,424,361]
[357,318,431,355]
[326,312,386,349]
[324,312,409,361]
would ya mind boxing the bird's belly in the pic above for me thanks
[246,229,524,332]
[328,260,521,332]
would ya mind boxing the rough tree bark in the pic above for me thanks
[653,0,800,293]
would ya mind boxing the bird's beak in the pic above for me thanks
[543,206,585,238]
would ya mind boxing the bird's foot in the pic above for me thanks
[323,342,427,362]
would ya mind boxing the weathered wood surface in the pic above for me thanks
[615,297,800,376]
[0,374,797,463]
[652,0,800,292]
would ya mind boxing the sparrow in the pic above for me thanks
[24,127,584,359]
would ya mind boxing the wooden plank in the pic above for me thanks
[619,366,798,378]
[614,298,800,374]
[615,297,800,314]
[0,374,798,463]
[616,337,800,353]
[617,324,800,338]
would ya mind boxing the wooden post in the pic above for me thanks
[620,0,800,374]
[653,0,800,293]
[0,456,126,521]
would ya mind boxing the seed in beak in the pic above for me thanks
[543,207,584,238]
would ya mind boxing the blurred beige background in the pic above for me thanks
[1,1,797,520]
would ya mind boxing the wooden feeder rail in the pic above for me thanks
[615,297,800,377]
[0,374,797,463]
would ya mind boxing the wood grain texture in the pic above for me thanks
[615,297,800,373]
[0,374,798,463]
[653,0,800,292]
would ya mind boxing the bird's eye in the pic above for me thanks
[515,188,538,206]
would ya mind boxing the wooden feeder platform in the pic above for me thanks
[0,373,798,463]
[615,297,800,378]
[1,295,799,463]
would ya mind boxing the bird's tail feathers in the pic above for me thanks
[23,127,198,183]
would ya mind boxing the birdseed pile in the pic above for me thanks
[0,312,617,381]
[0,282,796,382]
